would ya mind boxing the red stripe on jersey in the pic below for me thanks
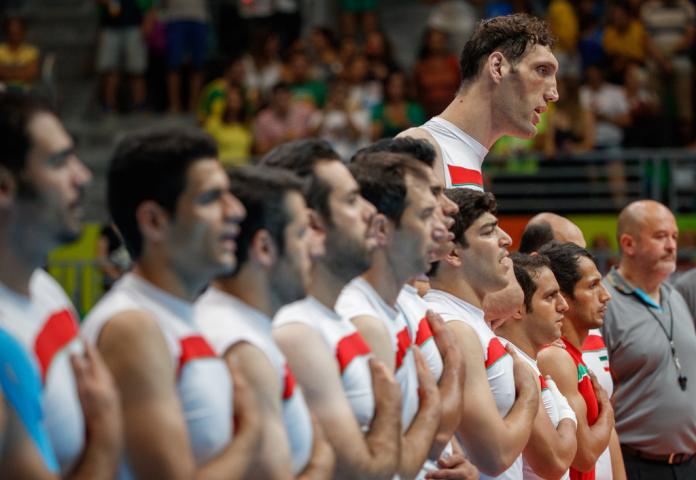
[336,331,371,373]
[282,364,296,400]
[582,334,606,352]
[539,374,549,391]
[447,165,483,187]
[485,337,508,369]
[178,336,216,374]
[34,309,79,382]
[415,317,434,346]
[395,327,412,370]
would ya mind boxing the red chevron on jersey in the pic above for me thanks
[539,374,549,391]
[395,327,412,370]
[415,316,434,346]
[582,335,606,352]
[34,308,79,382]
[282,363,296,400]
[485,337,508,369]
[178,335,216,374]
[447,164,483,188]
[336,331,371,373]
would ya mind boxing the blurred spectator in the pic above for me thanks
[427,0,479,53]
[164,0,209,113]
[580,64,631,149]
[309,79,370,160]
[623,63,666,147]
[603,2,647,82]
[545,77,595,157]
[197,56,251,123]
[308,27,342,81]
[340,0,378,38]
[204,85,252,168]
[95,0,152,113]
[242,30,282,100]
[363,30,397,84]
[547,0,581,78]
[236,0,301,50]
[344,53,382,112]
[285,50,327,108]
[371,69,426,140]
[641,0,696,142]
[413,28,460,117]
[253,82,314,154]
[0,17,39,90]
[576,1,606,72]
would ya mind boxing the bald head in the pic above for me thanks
[617,200,675,243]
[520,213,586,252]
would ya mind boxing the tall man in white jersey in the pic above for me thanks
[338,153,452,478]
[398,14,559,191]
[260,140,403,479]
[519,212,625,480]
[82,128,261,479]
[497,253,578,479]
[425,188,539,479]
[195,166,334,479]
[0,91,122,478]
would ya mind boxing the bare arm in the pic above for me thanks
[351,315,395,370]
[274,323,401,480]
[538,347,613,473]
[296,415,335,480]
[450,321,537,476]
[609,428,626,480]
[224,343,293,480]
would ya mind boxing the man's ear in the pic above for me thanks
[487,51,506,84]
[307,208,327,259]
[512,307,523,321]
[0,166,17,208]
[444,245,463,268]
[249,229,277,269]
[135,200,170,244]
[619,233,635,257]
[371,213,390,248]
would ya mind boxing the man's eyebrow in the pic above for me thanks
[45,147,76,164]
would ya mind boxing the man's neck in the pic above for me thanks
[213,268,274,319]
[430,269,485,310]
[133,257,205,303]
[617,262,664,303]
[497,322,538,360]
[561,320,588,351]
[308,262,352,311]
[439,86,497,150]
[362,252,410,307]
[0,229,48,296]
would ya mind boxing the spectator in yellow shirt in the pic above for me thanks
[0,17,39,90]
[603,3,646,80]
[204,85,253,168]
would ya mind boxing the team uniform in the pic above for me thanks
[501,339,571,480]
[274,296,375,429]
[421,117,487,191]
[195,287,314,474]
[425,289,522,480]
[0,270,85,474]
[582,329,613,480]
[82,273,232,479]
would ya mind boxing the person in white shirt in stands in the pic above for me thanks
[399,13,559,191]
[0,91,122,479]
[195,166,335,479]
[261,139,403,479]
[82,128,261,479]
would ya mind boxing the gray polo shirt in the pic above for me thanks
[674,268,696,328]
[602,267,696,455]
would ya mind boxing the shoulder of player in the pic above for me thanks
[225,342,282,409]
[538,346,576,378]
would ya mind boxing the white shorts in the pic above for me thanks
[96,26,147,75]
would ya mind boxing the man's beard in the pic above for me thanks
[323,228,372,282]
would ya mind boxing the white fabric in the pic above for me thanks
[579,84,629,148]
[195,288,313,474]
[82,273,232,479]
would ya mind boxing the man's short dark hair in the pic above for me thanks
[445,188,497,248]
[107,127,218,260]
[349,151,429,226]
[511,252,551,312]
[0,91,54,175]
[538,241,596,299]
[351,137,436,168]
[518,221,554,253]
[259,139,341,221]
[228,166,305,273]
[459,14,555,86]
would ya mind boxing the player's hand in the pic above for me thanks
[425,453,480,479]
[301,414,335,479]
[414,346,441,415]
[71,342,123,452]
[589,371,614,423]
[426,310,463,387]
[507,345,538,404]
[369,358,402,419]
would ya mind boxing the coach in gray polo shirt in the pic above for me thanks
[602,200,696,479]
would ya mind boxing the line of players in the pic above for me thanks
[0,87,627,480]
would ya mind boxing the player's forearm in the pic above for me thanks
[524,419,577,480]
[68,419,122,480]
[499,386,537,456]
[398,396,441,479]
[609,429,626,480]
[197,418,260,480]
[573,413,613,472]
[432,355,463,454]
[356,401,402,480]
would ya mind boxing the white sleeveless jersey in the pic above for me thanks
[82,273,232,479]
[0,270,85,474]
[424,289,522,480]
[336,277,419,431]
[501,340,570,480]
[582,329,613,480]
[421,117,487,191]
[274,296,375,428]
[194,287,313,474]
